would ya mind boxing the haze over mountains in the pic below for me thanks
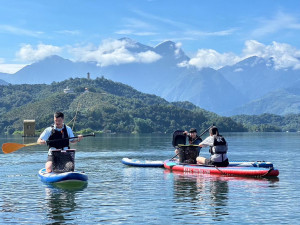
[1,38,299,116]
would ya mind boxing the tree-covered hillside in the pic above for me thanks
[0,77,245,134]
[232,113,300,132]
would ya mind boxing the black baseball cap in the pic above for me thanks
[189,128,197,133]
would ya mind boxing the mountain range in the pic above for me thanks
[1,38,300,116]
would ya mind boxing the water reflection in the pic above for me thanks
[166,170,279,221]
[22,136,38,144]
[1,133,295,224]
[167,170,229,220]
[43,184,87,224]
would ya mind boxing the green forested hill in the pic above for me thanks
[232,113,300,132]
[0,77,246,134]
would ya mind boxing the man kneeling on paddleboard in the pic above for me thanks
[37,112,83,173]
[197,126,229,167]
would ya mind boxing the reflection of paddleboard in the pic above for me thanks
[164,160,279,177]
[38,168,88,186]
[121,158,164,167]
[164,169,280,183]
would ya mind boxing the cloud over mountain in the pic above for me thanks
[1,38,300,116]
[2,37,300,75]
[16,44,62,62]
[180,40,300,70]
[242,40,300,69]
[69,39,162,66]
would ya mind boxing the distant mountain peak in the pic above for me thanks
[0,78,9,85]
[154,40,177,52]
[237,56,261,67]
[118,37,153,52]
[235,56,276,69]
[37,55,71,64]
[118,37,137,44]
[154,40,189,61]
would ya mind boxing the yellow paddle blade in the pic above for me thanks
[2,143,26,154]
[2,142,39,154]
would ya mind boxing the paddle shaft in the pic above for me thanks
[198,124,215,138]
[190,124,215,144]
[2,133,95,154]
[46,133,95,143]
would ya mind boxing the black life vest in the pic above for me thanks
[210,135,227,155]
[48,124,70,149]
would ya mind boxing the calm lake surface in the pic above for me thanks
[0,132,299,224]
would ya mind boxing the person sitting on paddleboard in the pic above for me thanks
[196,126,229,167]
[183,128,202,145]
[37,111,83,173]
[174,128,202,155]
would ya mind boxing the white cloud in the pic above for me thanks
[242,40,266,56]
[252,12,300,37]
[187,49,241,70]
[174,42,182,57]
[56,30,81,35]
[136,51,161,63]
[115,29,157,36]
[120,10,236,41]
[0,64,26,74]
[243,40,300,69]
[184,40,300,70]
[115,17,157,36]
[234,68,244,72]
[132,9,187,29]
[115,29,133,35]
[12,39,300,71]
[0,57,26,74]
[184,28,237,37]
[70,39,161,66]
[123,17,155,30]
[16,44,62,62]
[0,24,43,37]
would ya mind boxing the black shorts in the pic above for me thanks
[205,158,229,167]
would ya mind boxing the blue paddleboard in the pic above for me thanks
[121,158,164,167]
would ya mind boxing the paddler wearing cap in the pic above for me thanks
[183,128,202,145]
[174,128,203,157]
[183,128,202,155]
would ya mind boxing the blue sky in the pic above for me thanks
[1,0,300,73]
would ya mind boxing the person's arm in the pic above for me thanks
[67,126,83,143]
[71,134,83,143]
[199,136,214,148]
[37,128,51,145]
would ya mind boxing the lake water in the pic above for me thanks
[0,132,299,224]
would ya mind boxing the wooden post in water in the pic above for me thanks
[23,120,36,137]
